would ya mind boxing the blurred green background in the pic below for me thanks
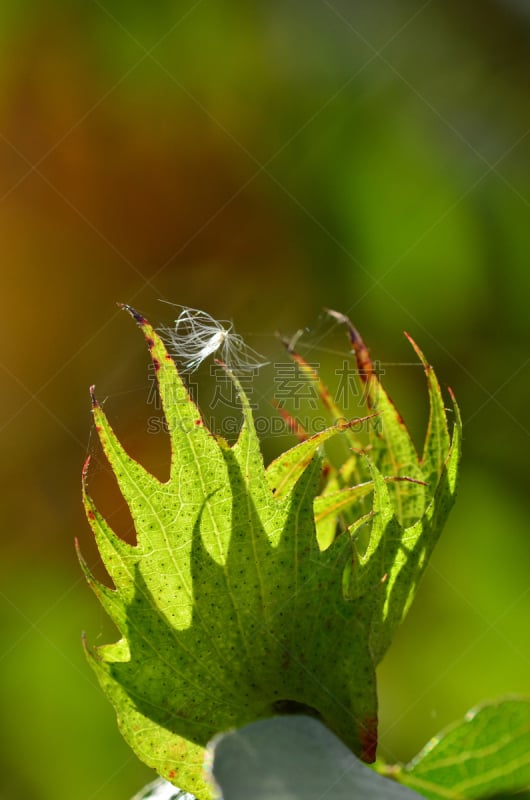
[1,1,530,797]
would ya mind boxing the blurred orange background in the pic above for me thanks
[1,2,530,798]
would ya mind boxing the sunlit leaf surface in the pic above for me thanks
[396,698,530,799]
[80,307,460,798]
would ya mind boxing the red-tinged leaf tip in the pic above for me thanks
[75,538,86,567]
[403,331,422,350]
[390,475,428,486]
[325,308,364,346]
[81,630,90,654]
[325,308,374,381]
[89,385,98,408]
[119,303,146,325]
[82,455,91,480]
[359,716,378,763]
[350,412,379,428]
[323,306,347,323]
[403,331,432,369]
[277,333,311,364]
[272,399,309,441]
[447,386,462,426]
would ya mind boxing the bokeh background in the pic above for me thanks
[1,1,530,798]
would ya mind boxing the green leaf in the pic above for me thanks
[81,307,379,798]
[324,309,425,527]
[327,313,458,524]
[314,481,375,532]
[359,397,461,666]
[265,416,372,500]
[311,312,462,663]
[313,453,373,549]
[395,698,530,799]
[314,476,425,551]
[80,307,461,798]
[404,333,451,489]
[210,715,426,799]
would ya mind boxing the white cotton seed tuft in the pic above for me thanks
[159,305,268,373]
